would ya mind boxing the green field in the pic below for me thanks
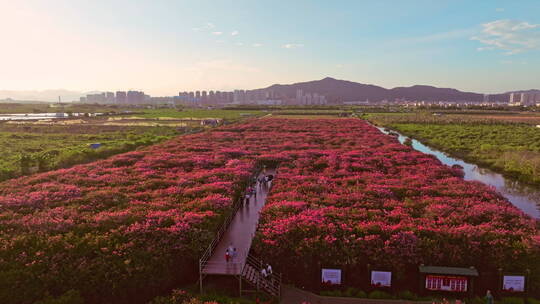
[133,108,265,119]
[0,124,181,182]
[0,103,135,114]
[0,105,270,182]
[366,112,540,186]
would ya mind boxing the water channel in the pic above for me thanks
[376,126,540,219]
[0,113,103,121]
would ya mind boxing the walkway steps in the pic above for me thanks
[199,169,282,298]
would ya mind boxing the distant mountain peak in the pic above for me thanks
[260,78,512,102]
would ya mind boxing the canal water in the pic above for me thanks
[376,127,540,219]
[0,113,102,121]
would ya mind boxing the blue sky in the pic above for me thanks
[1,0,539,95]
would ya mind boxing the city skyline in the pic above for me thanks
[1,0,540,96]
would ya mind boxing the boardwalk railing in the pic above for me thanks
[241,253,282,298]
[199,195,244,275]
[199,169,281,298]
[199,171,260,284]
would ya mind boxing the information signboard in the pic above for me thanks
[371,271,392,287]
[503,276,525,292]
[425,275,468,292]
[321,268,342,285]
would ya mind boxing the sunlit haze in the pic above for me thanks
[1,0,539,95]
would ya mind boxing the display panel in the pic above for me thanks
[371,271,392,287]
[503,276,525,292]
[425,275,468,292]
[321,268,342,285]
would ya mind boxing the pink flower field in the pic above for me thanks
[246,119,540,288]
[0,130,256,303]
[0,118,538,302]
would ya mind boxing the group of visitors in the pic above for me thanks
[256,165,274,188]
[260,263,273,278]
[224,243,237,263]
[257,174,273,188]
[259,263,276,290]
[244,186,256,205]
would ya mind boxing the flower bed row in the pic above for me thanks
[0,130,256,304]
[246,118,540,291]
[1,118,538,302]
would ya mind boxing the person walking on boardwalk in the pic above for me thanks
[230,247,237,265]
[485,290,493,304]
[245,189,251,205]
[260,267,269,289]
[266,263,273,285]
[225,249,230,263]
[266,264,272,276]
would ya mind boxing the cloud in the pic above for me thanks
[235,42,244,46]
[495,8,505,12]
[252,43,263,47]
[282,43,304,49]
[471,19,540,55]
[212,31,223,35]
[231,30,239,36]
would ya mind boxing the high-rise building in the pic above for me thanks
[199,91,207,104]
[233,90,246,103]
[105,92,115,103]
[296,89,303,104]
[208,91,215,104]
[295,89,327,105]
[509,93,517,104]
[127,91,145,104]
[116,91,127,104]
[520,93,528,105]
[86,93,106,103]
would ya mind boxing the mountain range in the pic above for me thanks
[1,78,537,103]
[257,77,521,102]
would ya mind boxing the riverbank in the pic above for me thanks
[390,123,540,186]
[363,113,540,188]
[370,123,540,219]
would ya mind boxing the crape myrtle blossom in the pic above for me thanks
[247,118,539,284]
[0,118,537,303]
[0,130,255,303]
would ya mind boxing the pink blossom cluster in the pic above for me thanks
[0,118,538,302]
[0,131,254,302]
[245,119,539,276]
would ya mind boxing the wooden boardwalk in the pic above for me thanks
[201,169,275,275]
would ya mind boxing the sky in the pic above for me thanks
[0,0,539,97]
